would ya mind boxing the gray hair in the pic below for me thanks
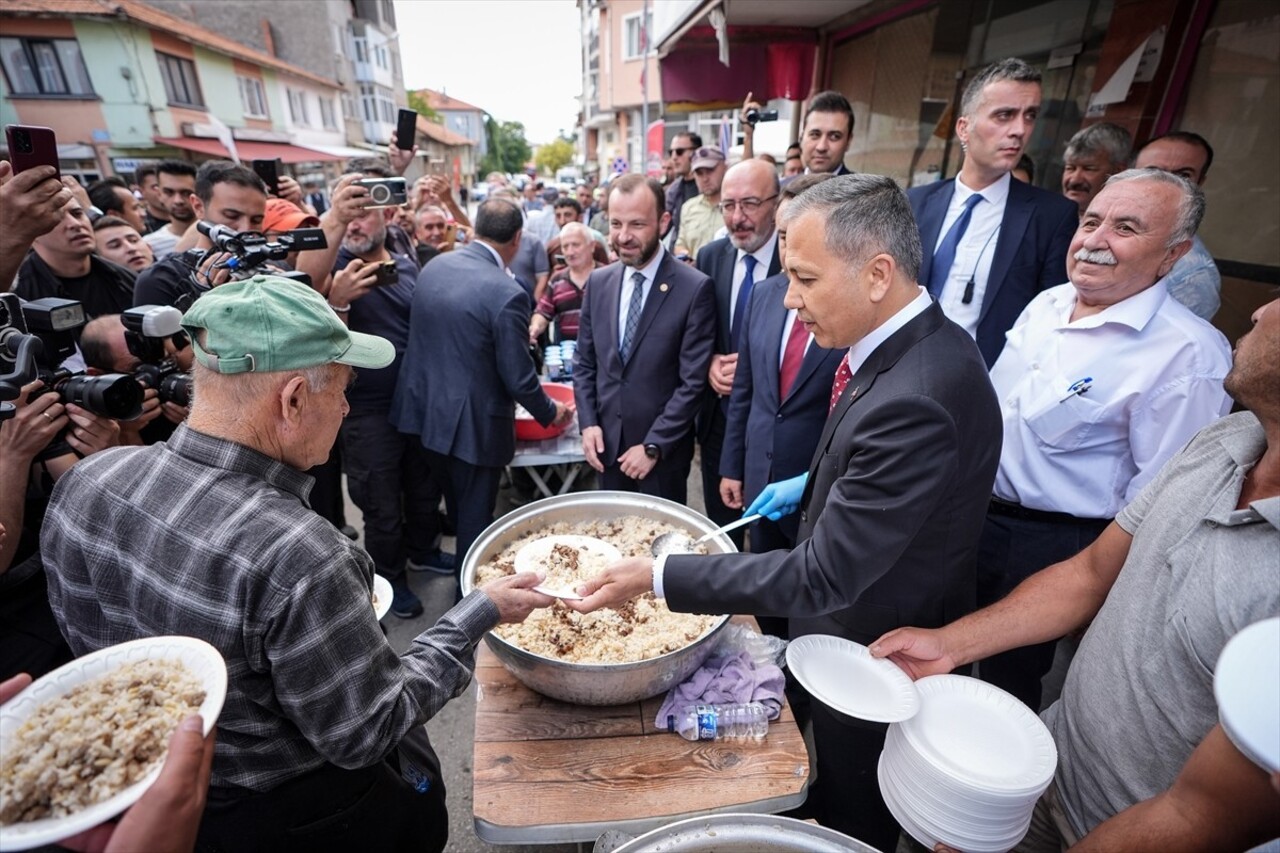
[190,357,339,413]
[960,58,1041,119]
[780,174,923,281]
[558,221,591,243]
[1065,123,1133,169]
[1103,168,1205,245]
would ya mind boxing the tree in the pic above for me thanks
[480,117,532,176]
[405,90,441,124]
[535,137,575,176]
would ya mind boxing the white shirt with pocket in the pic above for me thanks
[989,281,1232,518]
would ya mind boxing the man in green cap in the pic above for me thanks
[41,275,554,851]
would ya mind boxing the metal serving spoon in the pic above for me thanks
[650,514,763,557]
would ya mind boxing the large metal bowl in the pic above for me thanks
[460,491,736,705]
[610,813,880,852]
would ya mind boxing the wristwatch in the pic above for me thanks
[644,443,661,460]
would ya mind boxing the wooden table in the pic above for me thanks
[472,617,811,844]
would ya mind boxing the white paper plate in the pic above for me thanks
[0,636,227,851]
[879,753,1027,853]
[513,535,622,598]
[1214,616,1280,773]
[897,675,1056,794]
[786,634,920,723]
[372,574,393,621]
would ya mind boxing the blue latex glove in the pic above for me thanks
[743,472,809,521]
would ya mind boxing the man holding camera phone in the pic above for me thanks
[323,164,452,618]
[133,160,269,310]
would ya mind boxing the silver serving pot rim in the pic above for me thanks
[460,491,736,673]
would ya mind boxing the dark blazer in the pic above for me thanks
[664,301,1002,646]
[694,236,782,437]
[908,177,1077,367]
[389,242,555,468]
[573,250,716,466]
[719,273,844,539]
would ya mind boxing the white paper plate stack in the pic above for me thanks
[877,675,1058,852]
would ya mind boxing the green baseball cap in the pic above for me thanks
[181,275,394,374]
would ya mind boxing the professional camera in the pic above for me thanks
[121,305,192,407]
[357,177,408,208]
[0,294,142,427]
[188,221,325,289]
[745,107,779,125]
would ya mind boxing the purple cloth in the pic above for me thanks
[656,650,786,730]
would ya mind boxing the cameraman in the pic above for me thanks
[1,380,120,681]
[326,171,451,618]
[80,313,189,445]
[133,160,268,310]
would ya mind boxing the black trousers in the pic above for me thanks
[340,413,443,581]
[423,450,502,598]
[197,758,447,853]
[976,507,1109,710]
[598,437,694,504]
[806,702,900,852]
[697,408,745,548]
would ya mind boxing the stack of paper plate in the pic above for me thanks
[878,675,1057,852]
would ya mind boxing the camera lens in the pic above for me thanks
[159,372,192,407]
[745,109,759,124]
[370,183,390,205]
[57,373,143,420]
[15,130,32,153]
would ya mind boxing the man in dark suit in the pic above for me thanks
[574,174,716,501]
[569,175,1002,850]
[695,159,783,541]
[780,90,855,187]
[719,174,844,561]
[390,199,573,591]
[908,57,1078,367]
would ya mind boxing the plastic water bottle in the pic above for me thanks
[669,702,769,742]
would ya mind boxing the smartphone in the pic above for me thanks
[5,124,59,178]
[252,158,281,195]
[553,254,567,266]
[372,259,399,286]
[395,109,418,150]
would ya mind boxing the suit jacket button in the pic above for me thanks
[766,452,772,459]
[800,511,808,522]
[776,413,783,421]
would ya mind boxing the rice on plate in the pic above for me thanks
[475,516,719,664]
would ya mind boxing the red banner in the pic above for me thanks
[646,119,666,177]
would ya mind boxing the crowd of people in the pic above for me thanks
[0,52,1275,853]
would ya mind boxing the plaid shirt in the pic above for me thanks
[42,424,499,792]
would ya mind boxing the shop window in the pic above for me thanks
[1178,0,1280,267]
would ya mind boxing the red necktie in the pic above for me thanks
[778,316,808,400]
[829,353,852,413]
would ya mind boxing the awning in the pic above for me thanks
[303,143,385,160]
[659,26,818,109]
[152,137,343,163]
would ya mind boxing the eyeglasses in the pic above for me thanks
[717,194,779,216]
[669,147,692,156]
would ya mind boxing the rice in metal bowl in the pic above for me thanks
[475,516,718,664]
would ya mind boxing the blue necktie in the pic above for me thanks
[927,193,983,297]
[730,254,758,349]
[620,270,645,364]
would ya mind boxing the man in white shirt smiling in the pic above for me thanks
[976,167,1232,710]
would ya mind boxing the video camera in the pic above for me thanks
[745,107,779,125]
[121,305,192,407]
[0,294,143,428]
[188,221,326,287]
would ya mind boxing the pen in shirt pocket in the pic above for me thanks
[1059,377,1093,403]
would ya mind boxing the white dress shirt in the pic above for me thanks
[990,281,1232,518]
[934,173,1008,337]
[655,286,932,598]
[729,231,779,330]
[617,246,665,335]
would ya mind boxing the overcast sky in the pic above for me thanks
[394,0,582,144]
